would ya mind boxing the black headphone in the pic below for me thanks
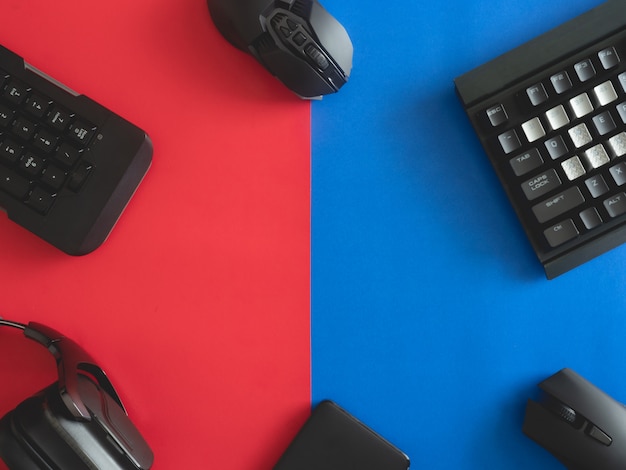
[0,319,153,469]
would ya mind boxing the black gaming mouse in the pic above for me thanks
[207,0,353,99]
[523,368,626,469]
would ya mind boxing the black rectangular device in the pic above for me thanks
[273,400,410,470]
[455,0,626,278]
[0,43,152,255]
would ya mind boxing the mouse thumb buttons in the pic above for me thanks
[586,424,613,446]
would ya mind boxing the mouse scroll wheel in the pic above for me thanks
[555,403,577,424]
[542,394,577,423]
[544,398,612,445]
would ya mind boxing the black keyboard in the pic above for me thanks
[455,0,626,279]
[0,43,151,255]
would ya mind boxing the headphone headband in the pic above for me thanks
[0,317,154,469]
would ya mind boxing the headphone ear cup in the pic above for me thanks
[0,383,95,469]
[0,407,43,470]
[0,377,153,470]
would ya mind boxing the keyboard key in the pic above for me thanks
[569,94,593,119]
[0,104,14,127]
[68,120,95,145]
[0,166,29,199]
[532,186,585,223]
[561,156,585,181]
[599,46,620,69]
[568,123,592,148]
[580,207,602,229]
[574,59,596,81]
[40,165,66,191]
[610,162,626,186]
[619,72,626,92]
[522,169,562,201]
[33,129,58,153]
[592,111,616,135]
[0,139,21,163]
[4,81,27,105]
[544,219,579,247]
[584,144,610,169]
[594,80,618,106]
[18,152,44,177]
[25,187,55,214]
[510,148,543,176]
[46,107,71,131]
[604,192,626,217]
[12,116,36,141]
[546,104,570,130]
[609,132,626,157]
[617,101,626,123]
[545,135,568,159]
[25,94,49,118]
[498,129,521,154]
[486,104,508,126]
[585,174,609,198]
[54,142,80,167]
[522,117,546,142]
[527,83,549,106]
[551,71,572,94]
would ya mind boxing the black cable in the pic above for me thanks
[0,319,26,330]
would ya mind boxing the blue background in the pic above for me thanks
[311,0,626,468]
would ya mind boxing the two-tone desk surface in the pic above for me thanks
[1,0,622,468]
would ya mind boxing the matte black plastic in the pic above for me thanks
[0,44,152,255]
[207,0,353,98]
[454,0,626,279]
[523,368,626,469]
[273,400,410,470]
[455,2,622,107]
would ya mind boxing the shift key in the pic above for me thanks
[532,186,585,223]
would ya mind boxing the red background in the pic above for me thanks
[0,0,311,468]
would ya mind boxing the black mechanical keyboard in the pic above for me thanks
[455,0,626,279]
[0,43,152,255]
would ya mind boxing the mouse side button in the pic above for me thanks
[588,425,613,446]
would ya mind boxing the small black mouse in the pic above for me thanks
[207,0,353,99]
[523,368,626,469]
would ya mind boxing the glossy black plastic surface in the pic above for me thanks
[208,0,353,98]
